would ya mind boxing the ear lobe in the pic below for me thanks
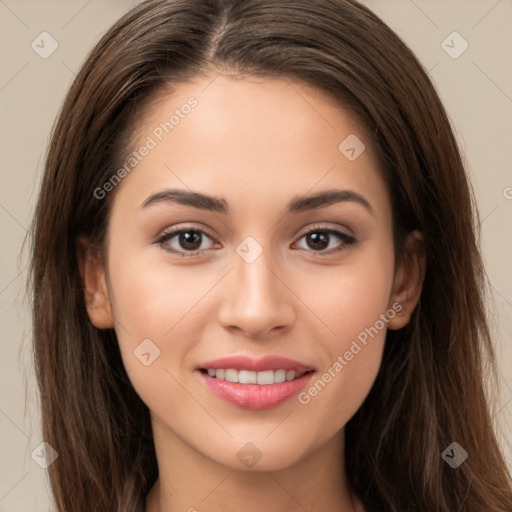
[387,230,426,330]
[76,235,115,329]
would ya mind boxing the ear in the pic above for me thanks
[387,230,426,330]
[76,235,115,329]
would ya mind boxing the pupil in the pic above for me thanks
[180,231,201,250]
[308,232,328,250]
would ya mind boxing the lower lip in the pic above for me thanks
[197,370,315,410]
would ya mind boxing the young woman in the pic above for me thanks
[28,0,512,511]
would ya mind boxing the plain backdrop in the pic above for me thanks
[0,0,511,510]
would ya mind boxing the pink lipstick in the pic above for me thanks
[196,355,315,410]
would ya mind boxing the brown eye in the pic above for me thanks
[305,231,330,250]
[156,228,216,257]
[294,227,356,255]
[176,231,203,251]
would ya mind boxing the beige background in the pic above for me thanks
[0,0,510,510]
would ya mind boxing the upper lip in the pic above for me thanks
[198,355,315,373]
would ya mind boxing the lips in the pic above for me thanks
[196,355,316,409]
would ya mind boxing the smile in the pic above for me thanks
[199,368,312,384]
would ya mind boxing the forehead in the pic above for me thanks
[112,73,389,219]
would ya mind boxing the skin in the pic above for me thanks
[78,71,425,512]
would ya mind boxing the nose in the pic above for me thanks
[217,245,296,339]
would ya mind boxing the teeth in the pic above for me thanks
[225,369,238,383]
[274,369,287,383]
[204,368,306,384]
[257,370,275,385]
[239,370,257,384]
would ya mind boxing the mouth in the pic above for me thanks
[195,355,316,410]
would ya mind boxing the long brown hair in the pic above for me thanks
[27,0,512,510]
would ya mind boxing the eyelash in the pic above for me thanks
[154,224,357,258]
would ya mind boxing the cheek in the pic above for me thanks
[317,267,392,335]
[107,241,216,339]
[104,245,209,400]
[308,235,395,342]
[297,240,394,420]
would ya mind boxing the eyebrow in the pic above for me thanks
[141,188,374,216]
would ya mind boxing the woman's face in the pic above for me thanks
[82,72,420,471]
